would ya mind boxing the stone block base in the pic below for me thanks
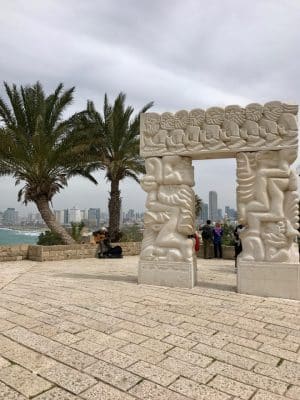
[237,261,300,300]
[138,259,197,288]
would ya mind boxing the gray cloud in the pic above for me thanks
[0,0,299,215]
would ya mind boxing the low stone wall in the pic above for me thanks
[0,244,29,261]
[198,245,235,259]
[26,241,142,262]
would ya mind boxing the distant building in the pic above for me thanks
[217,208,223,220]
[209,191,218,222]
[225,205,237,221]
[68,206,81,223]
[200,203,208,224]
[54,210,65,224]
[88,208,100,227]
[3,208,18,225]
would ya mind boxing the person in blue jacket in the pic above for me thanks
[213,222,223,258]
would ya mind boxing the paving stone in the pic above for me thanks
[206,322,257,339]
[55,320,86,333]
[119,343,166,364]
[223,342,280,365]
[253,362,300,386]
[70,339,106,356]
[258,343,299,362]
[0,364,53,397]
[84,359,141,390]
[128,360,178,386]
[193,342,257,370]
[46,344,98,370]
[213,331,261,350]
[208,374,256,399]
[0,355,10,369]
[52,332,82,345]
[187,332,228,349]
[39,362,97,394]
[33,387,79,399]
[112,328,148,344]
[206,361,288,395]
[179,322,217,336]
[285,385,300,400]
[96,348,139,368]
[166,346,213,368]
[3,326,59,353]
[29,323,63,338]
[117,320,169,339]
[129,379,190,400]
[251,390,290,399]
[77,328,127,348]
[2,345,57,373]
[163,334,197,350]
[0,381,26,400]
[169,376,232,400]
[81,381,136,400]
[256,334,299,352]
[0,318,15,331]
[159,357,213,383]
[140,338,174,353]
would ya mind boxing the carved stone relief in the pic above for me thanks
[236,148,299,263]
[140,155,196,263]
[140,102,298,158]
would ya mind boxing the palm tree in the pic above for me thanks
[0,82,97,244]
[84,93,153,241]
[195,194,203,218]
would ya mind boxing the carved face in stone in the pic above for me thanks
[144,113,160,136]
[174,110,189,129]
[279,148,297,165]
[205,107,224,125]
[245,103,263,122]
[263,101,283,121]
[225,105,245,126]
[161,112,175,130]
[188,109,205,126]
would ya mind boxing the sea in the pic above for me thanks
[0,227,41,245]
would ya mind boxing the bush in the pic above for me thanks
[121,224,143,242]
[37,231,64,245]
[222,223,235,246]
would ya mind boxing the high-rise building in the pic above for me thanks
[88,208,100,226]
[209,191,218,222]
[54,210,65,224]
[3,208,18,225]
[217,208,223,220]
[225,206,237,221]
[68,206,81,223]
[200,203,208,223]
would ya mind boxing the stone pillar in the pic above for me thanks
[138,155,197,288]
[236,148,300,299]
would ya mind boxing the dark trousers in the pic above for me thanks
[214,242,222,258]
[203,239,211,259]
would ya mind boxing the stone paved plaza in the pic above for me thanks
[0,256,299,399]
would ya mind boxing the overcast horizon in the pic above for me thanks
[1,0,300,216]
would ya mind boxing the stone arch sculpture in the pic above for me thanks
[138,102,300,300]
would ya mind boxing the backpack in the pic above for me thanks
[202,225,211,240]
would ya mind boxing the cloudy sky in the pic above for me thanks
[0,0,300,215]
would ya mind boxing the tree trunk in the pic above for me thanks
[35,195,76,245]
[108,179,121,242]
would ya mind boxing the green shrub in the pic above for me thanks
[37,231,64,245]
[121,224,143,242]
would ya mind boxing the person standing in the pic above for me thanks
[234,224,244,270]
[213,222,223,258]
[201,220,213,259]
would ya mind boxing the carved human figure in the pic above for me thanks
[241,103,266,146]
[188,108,205,127]
[237,149,299,262]
[202,107,226,150]
[277,103,298,146]
[166,129,186,152]
[183,126,204,150]
[259,101,283,146]
[223,105,247,148]
[174,110,189,129]
[140,155,195,262]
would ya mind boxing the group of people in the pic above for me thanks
[199,220,244,267]
[93,228,123,259]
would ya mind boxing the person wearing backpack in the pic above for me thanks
[201,220,213,259]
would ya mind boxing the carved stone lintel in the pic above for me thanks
[140,102,298,158]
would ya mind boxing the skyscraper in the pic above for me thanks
[209,191,218,222]
[200,203,208,223]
